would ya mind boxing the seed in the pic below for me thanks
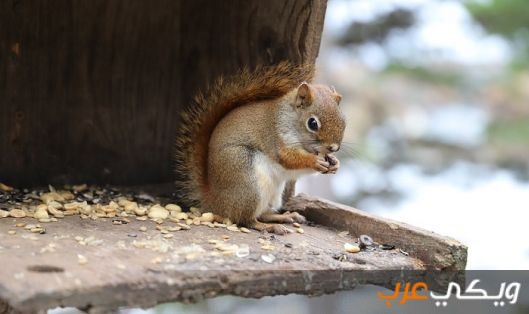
[101,205,116,213]
[79,203,92,215]
[34,207,49,220]
[344,243,360,253]
[40,192,64,203]
[190,207,201,215]
[77,254,88,265]
[261,254,276,263]
[15,223,26,227]
[236,244,250,258]
[172,222,187,230]
[165,204,182,212]
[200,212,214,223]
[72,184,88,192]
[136,216,147,221]
[296,228,304,234]
[148,205,169,219]
[152,218,164,224]
[326,154,337,166]
[379,244,395,250]
[83,192,94,200]
[172,212,188,220]
[192,218,201,225]
[240,227,251,233]
[227,225,239,232]
[9,209,26,218]
[38,218,51,223]
[359,234,374,248]
[0,211,8,218]
[124,202,138,212]
[215,243,238,252]
[293,222,301,228]
[47,206,64,218]
[163,234,174,239]
[261,244,274,251]
[30,227,46,234]
[108,201,119,209]
[8,230,16,235]
[134,207,147,216]
[48,201,63,210]
[58,202,73,211]
[58,191,75,201]
[139,226,147,232]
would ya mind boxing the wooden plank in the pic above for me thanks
[286,194,468,271]
[0,0,327,187]
[0,190,465,313]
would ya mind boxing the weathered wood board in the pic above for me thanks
[0,194,466,313]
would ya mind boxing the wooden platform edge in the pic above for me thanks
[285,194,468,271]
[0,194,467,313]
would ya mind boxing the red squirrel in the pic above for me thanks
[174,62,345,234]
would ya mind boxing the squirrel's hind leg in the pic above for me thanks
[258,211,306,224]
[249,220,292,235]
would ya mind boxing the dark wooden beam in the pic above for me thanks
[0,0,327,186]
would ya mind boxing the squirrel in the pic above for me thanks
[174,62,345,234]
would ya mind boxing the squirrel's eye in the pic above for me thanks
[307,117,319,132]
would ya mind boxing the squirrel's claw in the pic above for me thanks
[314,157,330,173]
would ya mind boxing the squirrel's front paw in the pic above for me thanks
[325,154,340,174]
[313,156,330,173]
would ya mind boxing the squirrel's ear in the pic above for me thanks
[330,86,342,104]
[334,93,342,104]
[296,82,313,108]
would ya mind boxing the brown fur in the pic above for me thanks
[174,62,315,208]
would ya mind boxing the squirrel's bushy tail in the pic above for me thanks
[174,62,315,208]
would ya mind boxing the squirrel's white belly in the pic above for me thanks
[253,152,312,217]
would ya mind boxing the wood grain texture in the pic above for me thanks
[0,193,463,313]
[0,0,327,186]
[286,194,468,271]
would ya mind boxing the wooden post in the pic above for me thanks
[0,0,327,186]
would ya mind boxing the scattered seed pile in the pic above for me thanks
[0,182,251,232]
[0,182,399,259]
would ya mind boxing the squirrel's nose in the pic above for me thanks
[328,144,339,152]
